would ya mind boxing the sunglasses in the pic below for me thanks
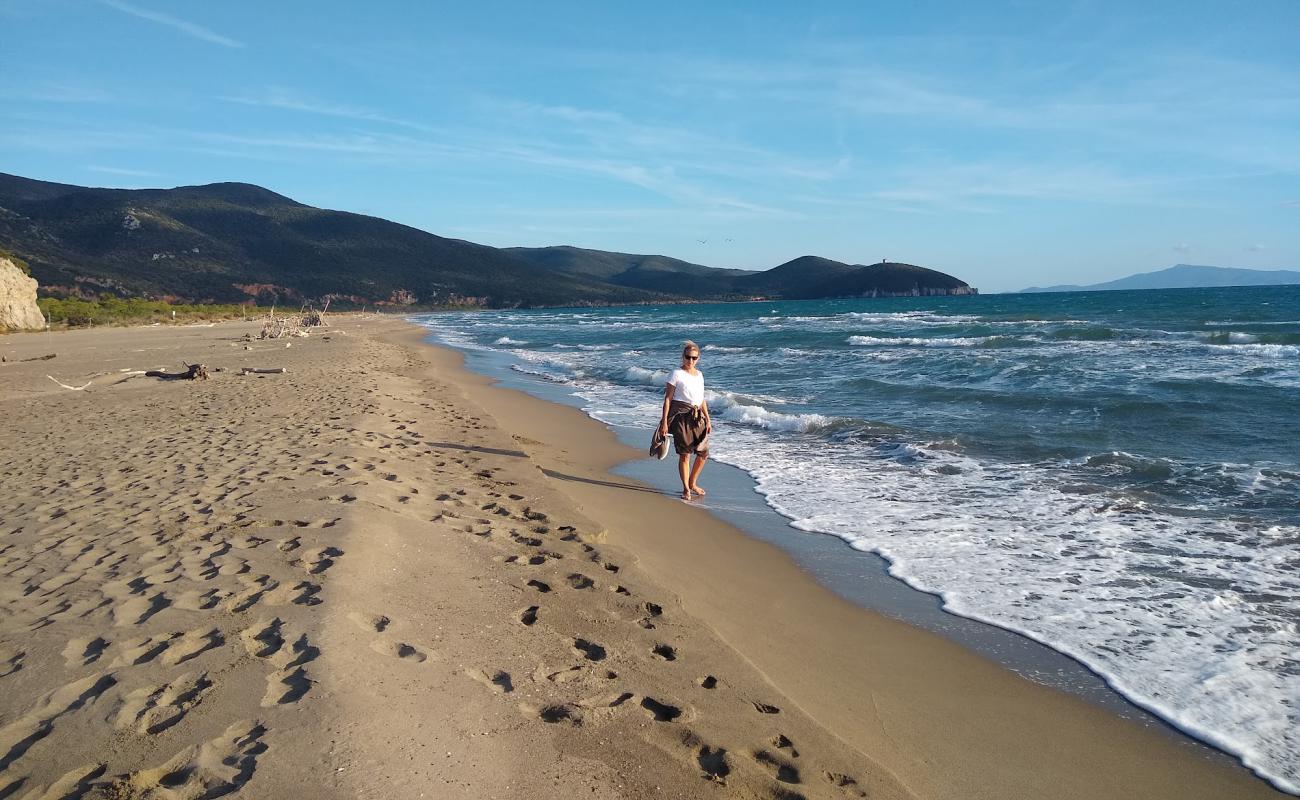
[684,355,699,361]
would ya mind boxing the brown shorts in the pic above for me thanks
[667,401,709,456]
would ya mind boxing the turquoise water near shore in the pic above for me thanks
[414,284,1300,794]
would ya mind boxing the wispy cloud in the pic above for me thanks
[101,0,243,48]
[0,84,115,104]
[206,90,812,216]
[1173,243,1193,253]
[87,165,162,177]
[221,89,439,133]
[860,161,1240,213]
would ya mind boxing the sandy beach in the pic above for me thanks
[0,317,1286,800]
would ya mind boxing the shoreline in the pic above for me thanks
[405,321,1291,799]
[450,336,1177,720]
[0,318,1287,799]
[453,329,1272,752]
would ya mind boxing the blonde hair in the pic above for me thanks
[682,340,700,356]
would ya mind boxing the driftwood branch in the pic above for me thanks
[47,375,91,391]
[145,363,209,381]
[3,353,57,363]
[239,367,286,375]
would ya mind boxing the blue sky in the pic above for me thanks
[1,1,1297,292]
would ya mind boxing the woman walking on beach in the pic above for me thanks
[658,340,712,500]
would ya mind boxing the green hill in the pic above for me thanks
[505,246,750,296]
[0,173,976,307]
[736,256,975,299]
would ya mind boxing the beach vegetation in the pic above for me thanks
[37,295,249,327]
[1,247,31,276]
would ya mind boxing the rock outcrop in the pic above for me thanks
[0,255,46,331]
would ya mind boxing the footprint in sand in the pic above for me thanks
[0,673,117,772]
[0,645,23,677]
[265,633,318,671]
[224,574,277,613]
[231,534,269,550]
[772,734,799,758]
[114,671,213,734]
[160,627,222,667]
[368,640,427,663]
[465,668,514,694]
[347,611,391,633]
[823,771,868,797]
[542,665,588,684]
[16,762,106,800]
[94,720,265,797]
[112,591,170,627]
[261,667,312,706]
[697,745,731,783]
[173,588,221,611]
[239,618,284,658]
[214,556,251,577]
[295,546,342,575]
[565,573,595,590]
[264,580,321,606]
[652,643,677,662]
[752,749,801,784]
[531,703,582,725]
[639,696,683,722]
[62,636,109,667]
[112,634,174,667]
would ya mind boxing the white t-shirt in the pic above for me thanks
[667,368,705,406]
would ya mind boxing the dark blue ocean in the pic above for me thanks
[414,284,1300,793]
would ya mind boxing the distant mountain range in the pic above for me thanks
[0,173,975,308]
[1021,264,1300,293]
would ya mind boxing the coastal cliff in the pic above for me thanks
[0,253,45,331]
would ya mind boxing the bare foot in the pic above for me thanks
[681,488,694,501]
[690,485,706,497]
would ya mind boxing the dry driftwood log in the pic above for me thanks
[239,367,286,375]
[2,351,56,364]
[47,375,91,390]
[145,363,209,381]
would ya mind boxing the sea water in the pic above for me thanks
[413,285,1300,793]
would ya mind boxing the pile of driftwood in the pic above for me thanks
[258,301,330,340]
[146,363,209,381]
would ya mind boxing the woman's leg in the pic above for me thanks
[688,452,708,495]
[677,453,692,499]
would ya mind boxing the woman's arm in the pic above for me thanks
[658,383,674,435]
[701,396,711,432]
